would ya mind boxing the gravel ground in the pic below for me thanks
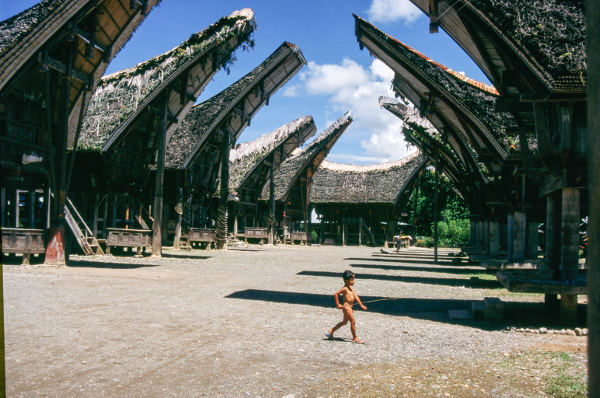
[3,245,588,397]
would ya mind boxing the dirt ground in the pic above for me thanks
[3,245,588,397]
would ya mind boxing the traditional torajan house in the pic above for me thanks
[354,15,544,265]
[74,9,256,256]
[261,112,353,244]
[311,152,428,246]
[228,116,316,244]
[0,0,160,264]
[164,41,307,249]
[404,0,587,322]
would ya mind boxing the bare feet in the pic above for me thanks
[352,338,364,344]
[325,330,333,339]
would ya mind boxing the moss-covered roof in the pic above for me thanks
[228,116,316,191]
[165,41,302,169]
[355,15,517,151]
[0,0,65,58]
[311,153,427,204]
[78,9,255,151]
[263,112,353,201]
[468,0,585,87]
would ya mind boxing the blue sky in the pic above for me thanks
[2,0,491,164]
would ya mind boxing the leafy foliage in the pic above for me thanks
[405,168,470,247]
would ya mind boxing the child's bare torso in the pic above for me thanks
[341,286,356,307]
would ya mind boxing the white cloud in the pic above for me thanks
[299,58,414,163]
[367,0,422,24]
[282,84,300,97]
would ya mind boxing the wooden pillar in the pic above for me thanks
[45,186,51,229]
[470,219,476,248]
[433,162,439,263]
[342,221,346,246]
[358,219,362,246]
[560,188,580,281]
[216,127,230,250]
[92,193,99,237]
[173,188,183,249]
[14,190,19,227]
[587,0,600,393]
[233,216,238,236]
[513,211,526,263]
[304,170,312,245]
[527,221,539,259]
[506,213,514,263]
[111,195,118,228]
[489,221,501,257]
[269,153,276,245]
[545,191,562,276]
[151,97,168,257]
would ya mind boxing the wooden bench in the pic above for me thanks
[244,227,268,244]
[105,228,152,256]
[286,231,307,245]
[187,228,216,249]
[1,227,46,264]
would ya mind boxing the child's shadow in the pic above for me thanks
[323,336,349,342]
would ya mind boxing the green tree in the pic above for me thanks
[403,168,470,247]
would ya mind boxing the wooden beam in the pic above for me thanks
[151,97,168,256]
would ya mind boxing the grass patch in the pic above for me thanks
[545,372,587,398]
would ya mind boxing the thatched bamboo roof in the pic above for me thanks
[229,116,316,192]
[78,8,256,152]
[311,152,427,205]
[354,15,516,159]
[0,0,161,145]
[262,112,353,201]
[165,41,306,170]
[406,0,585,95]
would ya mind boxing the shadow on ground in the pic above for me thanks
[66,259,163,269]
[298,270,501,289]
[226,289,587,329]
[350,263,492,276]
[160,253,211,260]
[345,257,480,267]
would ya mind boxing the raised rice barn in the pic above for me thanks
[0,0,160,263]
[164,41,307,248]
[311,153,428,246]
[71,9,256,255]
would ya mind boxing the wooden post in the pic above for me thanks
[506,213,514,263]
[545,191,562,277]
[14,190,19,227]
[269,152,276,245]
[93,193,99,237]
[111,195,118,228]
[304,170,312,245]
[216,127,230,250]
[173,188,183,249]
[233,216,238,237]
[45,186,51,229]
[587,0,600,393]
[151,97,168,256]
[433,162,439,263]
[489,221,501,257]
[342,220,346,246]
[513,211,526,263]
[560,188,580,282]
[358,218,362,246]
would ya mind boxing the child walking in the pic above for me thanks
[325,270,367,343]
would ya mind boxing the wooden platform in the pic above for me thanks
[244,227,268,244]
[188,228,216,249]
[496,270,587,295]
[285,231,307,245]
[1,227,46,264]
[106,228,152,256]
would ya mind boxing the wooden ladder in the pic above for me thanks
[359,218,376,245]
[64,197,105,255]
